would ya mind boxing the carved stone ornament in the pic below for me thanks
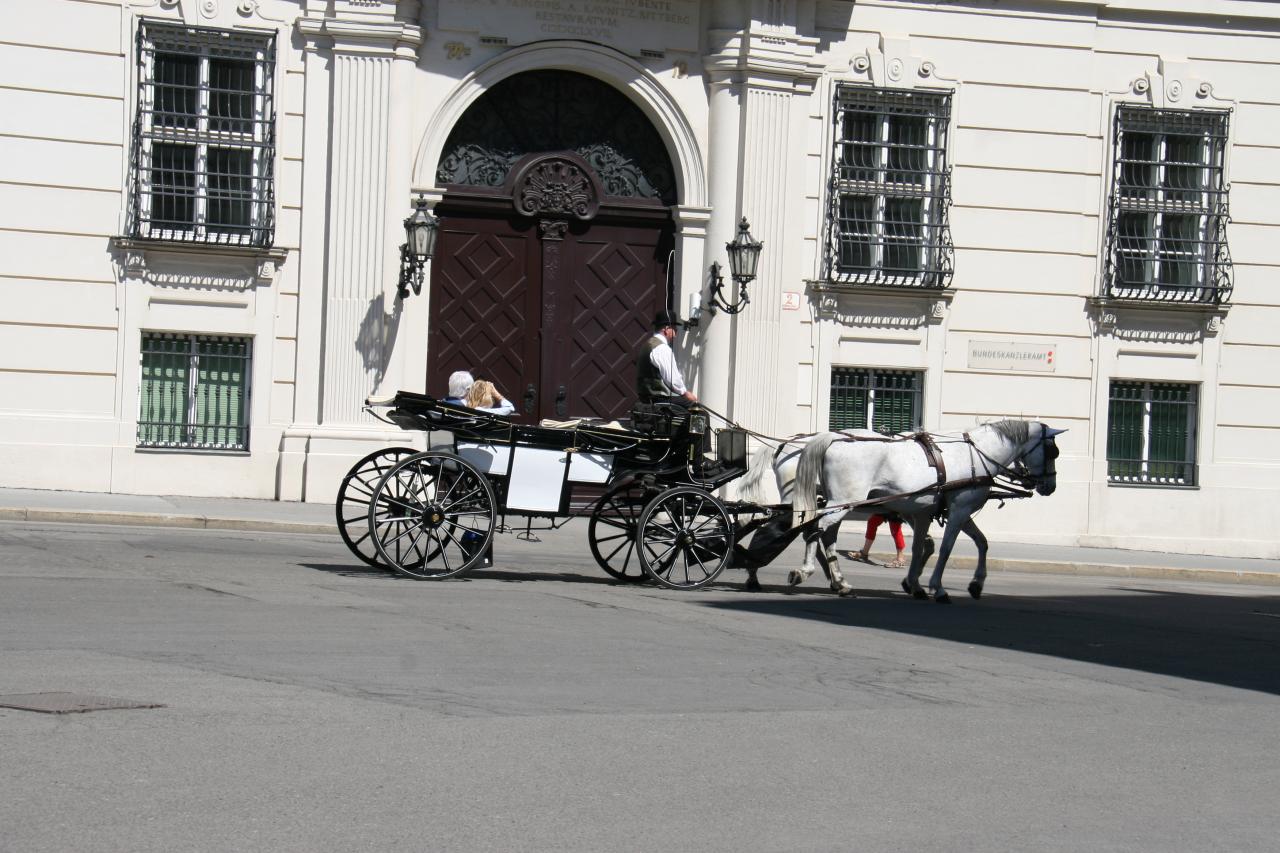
[200,0,218,18]
[1206,315,1223,334]
[514,157,600,221]
[888,58,904,81]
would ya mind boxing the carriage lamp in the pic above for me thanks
[706,216,764,317]
[396,195,440,300]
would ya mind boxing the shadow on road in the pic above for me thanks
[704,586,1280,695]
[299,561,627,586]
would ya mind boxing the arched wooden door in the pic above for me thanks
[427,71,676,422]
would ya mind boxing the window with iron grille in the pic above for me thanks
[829,368,923,435]
[138,333,252,451]
[1104,107,1231,304]
[826,86,953,288]
[129,22,275,247]
[1106,381,1198,486]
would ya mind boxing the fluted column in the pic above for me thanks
[297,16,421,426]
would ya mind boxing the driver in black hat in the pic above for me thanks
[636,310,697,407]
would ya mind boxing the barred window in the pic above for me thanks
[1106,381,1197,486]
[829,368,923,435]
[1104,107,1231,303]
[826,86,953,288]
[138,333,252,451]
[129,22,275,247]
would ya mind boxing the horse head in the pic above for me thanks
[1020,424,1064,495]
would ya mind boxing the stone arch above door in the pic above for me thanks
[412,41,706,207]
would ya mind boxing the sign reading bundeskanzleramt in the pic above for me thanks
[439,0,700,53]
[967,340,1057,372]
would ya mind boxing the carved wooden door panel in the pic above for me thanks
[426,213,540,412]
[544,220,673,421]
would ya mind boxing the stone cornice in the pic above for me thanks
[296,16,422,55]
[704,28,825,89]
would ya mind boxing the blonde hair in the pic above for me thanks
[465,379,500,409]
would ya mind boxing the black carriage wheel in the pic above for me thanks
[368,451,496,580]
[637,486,734,590]
[336,446,418,569]
[587,478,653,583]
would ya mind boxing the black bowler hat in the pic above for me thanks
[653,310,682,330]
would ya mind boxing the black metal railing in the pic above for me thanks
[825,86,954,289]
[1106,381,1198,486]
[1103,107,1231,304]
[830,367,923,434]
[129,22,276,248]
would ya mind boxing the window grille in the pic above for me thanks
[1106,381,1197,486]
[129,22,276,247]
[825,86,954,288]
[1104,107,1231,304]
[829,368,923,435]
[138,333,252,451]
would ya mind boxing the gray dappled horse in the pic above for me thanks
[789,421,1063,603]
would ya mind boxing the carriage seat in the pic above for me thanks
[626,401,688,437]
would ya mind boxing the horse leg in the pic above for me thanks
[790,526,822,586]
[962,517,988,599]
[901,517,932,600]
[816,519,854,597]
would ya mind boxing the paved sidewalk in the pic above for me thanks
[1,486,1278,587]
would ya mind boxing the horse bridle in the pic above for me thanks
[965,424,1058,490]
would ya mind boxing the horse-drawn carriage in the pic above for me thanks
[336,391,782,589]
[336,391,1065,602]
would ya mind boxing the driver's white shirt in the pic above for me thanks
[647,333,687,396]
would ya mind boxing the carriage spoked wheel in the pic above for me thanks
[636,486,735,590]
[587,477,654,583]
[336,446,418,569]
[368,450,496,580]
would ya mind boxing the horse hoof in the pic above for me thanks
[836,585,856,598]
[968,581,983,600]
[745,577,762,592]
[900,579,911,595]
[912,588,928,601]
[934,591,951,604]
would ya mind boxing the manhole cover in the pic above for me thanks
[0,692,165,714]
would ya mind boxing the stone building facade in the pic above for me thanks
[2,0,1277,557]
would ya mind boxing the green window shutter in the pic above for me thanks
[1148,384,1192,482]
[139,334,189,446]
[194,337,249,449]
[1107,382,1144,480]
[829,368,869,430]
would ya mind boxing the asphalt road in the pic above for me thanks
[2,520,1279,852]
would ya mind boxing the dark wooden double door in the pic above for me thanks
[427,208,673,422]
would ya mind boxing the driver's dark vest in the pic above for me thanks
[635,335,669,402]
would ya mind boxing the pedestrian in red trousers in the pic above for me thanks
[852,514,907,568]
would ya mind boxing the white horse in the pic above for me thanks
[735,430,935,596]
[791,420,1063,603]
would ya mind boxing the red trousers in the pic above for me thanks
[865,514,905,550]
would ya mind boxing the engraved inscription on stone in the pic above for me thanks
[439,0,699,54]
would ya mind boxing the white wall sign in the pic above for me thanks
[781,291,801,311]
[439,0,700,53]
[967,340,1057,372]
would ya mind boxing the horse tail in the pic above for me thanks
[737,442,777,504]
[792,432,840,528]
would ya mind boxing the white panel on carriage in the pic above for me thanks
[456,442,512,477]
[505,447,569,513]
[567,452,613,484]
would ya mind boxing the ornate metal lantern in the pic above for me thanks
[397,196,439,299]
[708,217,764,315]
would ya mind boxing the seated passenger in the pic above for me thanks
[465,379,515,416]
[442,370,474,405]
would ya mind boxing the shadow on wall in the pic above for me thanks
[705,586,1280,696]
[355,292,402,389]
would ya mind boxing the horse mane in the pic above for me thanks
[985,419,1032,444]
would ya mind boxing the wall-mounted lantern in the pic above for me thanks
[705,216,764,318]
[397,195,440,299]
